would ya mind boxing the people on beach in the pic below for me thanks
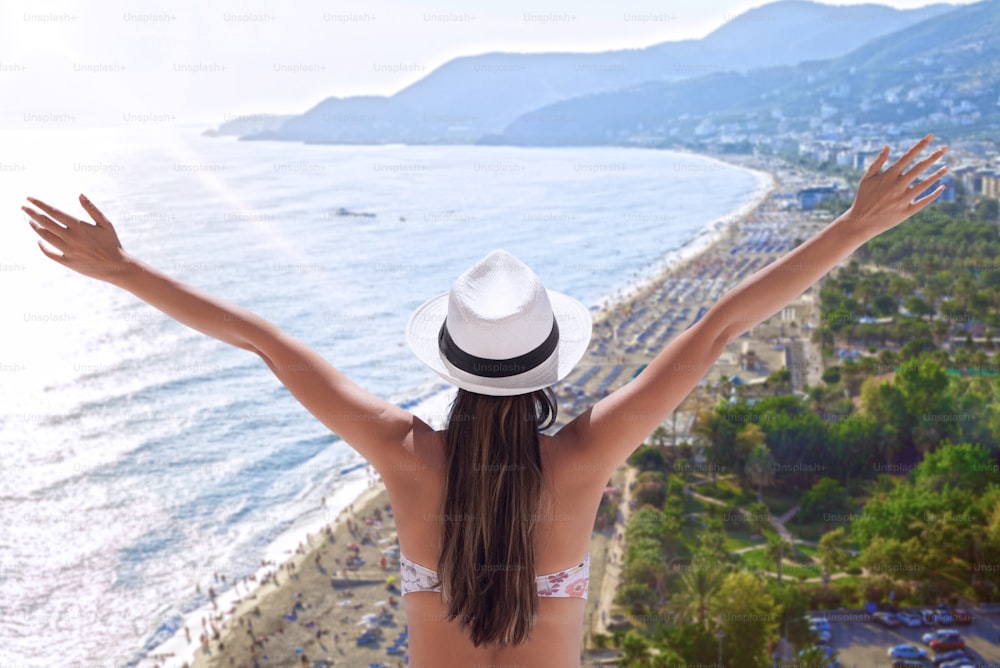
[23,134,948,667]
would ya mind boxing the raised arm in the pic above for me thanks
[22,194,426,474]
[560,134,948,477]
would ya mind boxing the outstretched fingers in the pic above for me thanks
[27,219,70,253]
[889,134,934,173]
[22,205,64,236]
[910,164,949,191]
[909,183,947,213]
[79,193,114,229]
[908,165,949,203]
[864,146,890,177]
[25,197,81,229]
[903,145,948,180]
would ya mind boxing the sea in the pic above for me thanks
[0,124,770,667]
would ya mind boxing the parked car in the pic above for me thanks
[951,608,973,624]
[810,628,832,644]
[932,649,971,665]
[874,611,902,627]
[606,613,631,630]
[939,661,976,668]
[935,606,954,625]
[889,644,928,660]
[896,611,922,627]
[892,662,924,668]
[921,609,939,625]
[800,646,840,668]
[930,633,965,652]
[809,617,832,643]
[923,628,959,644]
[808,617,831,631]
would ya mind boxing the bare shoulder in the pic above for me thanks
[554,318,727,481]
[544,424,619,491]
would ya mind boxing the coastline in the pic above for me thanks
[143,150,818,668]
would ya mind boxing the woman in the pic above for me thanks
[22,135,947,667]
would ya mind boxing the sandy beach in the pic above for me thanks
[149,153,835,668]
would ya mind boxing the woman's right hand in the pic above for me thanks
[22,194,132,283]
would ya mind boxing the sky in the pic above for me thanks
[0,0,977,128]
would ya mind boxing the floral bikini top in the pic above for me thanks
[398,551,590,599]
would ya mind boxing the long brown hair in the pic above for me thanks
[437,387,557,647]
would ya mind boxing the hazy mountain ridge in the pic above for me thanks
[488,0,1000,146]
[229,0,955,145]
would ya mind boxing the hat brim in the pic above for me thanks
[406,290,593,397]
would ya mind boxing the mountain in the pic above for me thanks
[230,0,953,145]
[488,0,1000,147]
[201,113,295,138]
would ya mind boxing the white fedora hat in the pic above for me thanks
[406,249,592,396]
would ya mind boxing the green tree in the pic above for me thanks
[672,565,725,629]
[694,405,738,484]
[829,414,881,493]
[627,444,667,472]
[652,623,719,666]
[745,443,776,503]
[617,582,658,611]
[975,197,999,221]
[914,441,996,494]
[817,528,850,586]
[799,478,852,525]
[858,376,907,465]
[766,535,788,586]
[904,295,933,319]
[766,368,793,395]
[896,357,955,455]
[651,425,670,448]
[619,630,651,666]
[713,571,781,668]
[634,471,667,508]
[861,536,907,583]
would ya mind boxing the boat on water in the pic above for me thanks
[334,207,376,218]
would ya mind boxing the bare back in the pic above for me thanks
[383,427,607,668]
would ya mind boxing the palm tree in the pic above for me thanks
[693,407,734,485]
[747,501,772,537]
[766,535,787,586]
[716,374,734,402]
[619,631,651,666]
[672,565,725,630]
[744,443,776,503]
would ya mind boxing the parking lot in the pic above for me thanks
[808,608,1000,667]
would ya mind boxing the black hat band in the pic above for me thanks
[438,316,559,378]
